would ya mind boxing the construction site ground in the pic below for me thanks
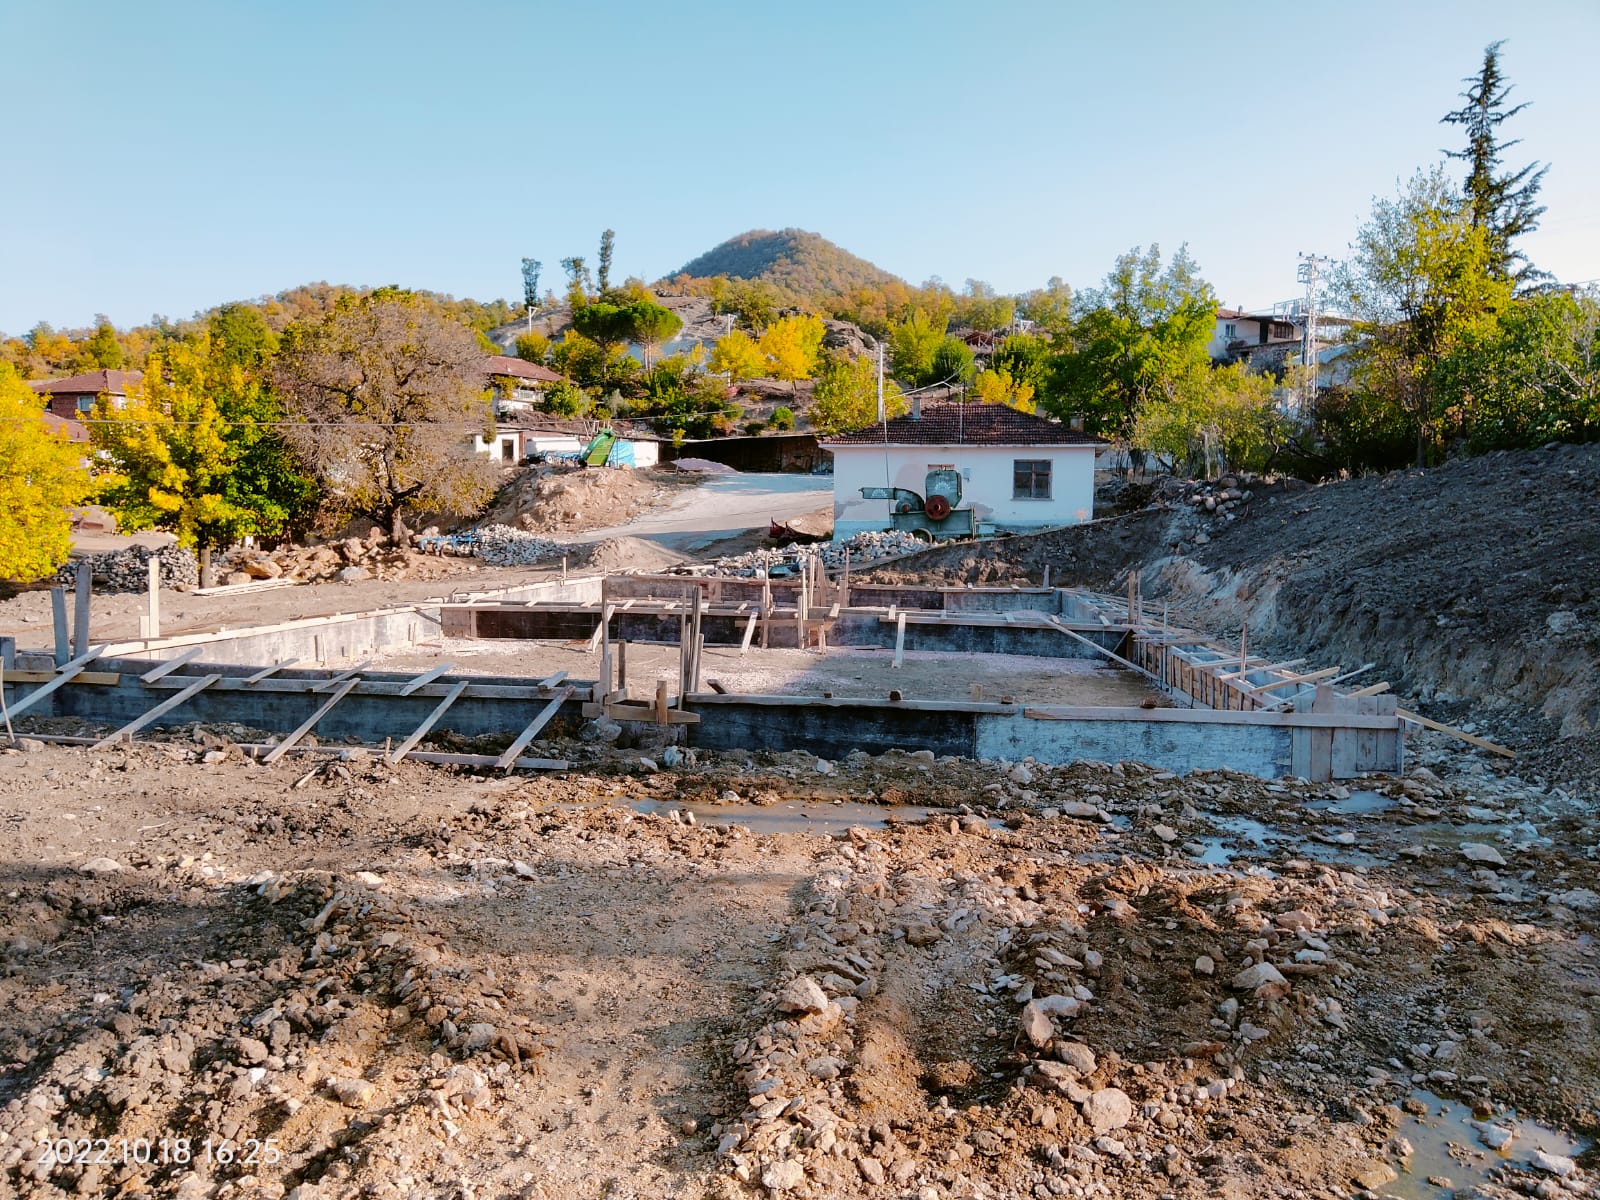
[368,641,1162,709]
[0,731,1595,1200]
[2,443,1599,1199]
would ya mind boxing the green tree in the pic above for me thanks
[770,405,795,430]
[545,379,589,417]
[1131,362,1280,476]
[888,309,946,384]
[1045,244,1217,439]
[273,291,498,543]
[708,329,765,381]
[1339,168,1511,465]
[0,365,91,580]
[1018,277,1074,338]
[959,280,1015,333]
[1441,41,1547,286]
[80,317,123,369]
[1435,290,1600,451]
[91,340,267,561]
[597,229,616,294]
[809,354,906,435]
[626,300,683,369]
[930,336,976,386]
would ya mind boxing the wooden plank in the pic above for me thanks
[4,648,108,720]
[140,647,205,684]
[1346,681,1391,698]
[1046,617,1163,685]
[580,700,700,725]
[399,661,455,697]
[536,671,569,688]
[1243,666,1343,693]
[740,612,758,655]
[262,679,358,765]
[494,686,575,771]
[893,613,906,669]
[92,674,221,749]
[311,661,371,693]
[1396,707,1516,757]
[388,680,469,764]
[243,658,299,685]
[2,670,120,686]
[73,560,91,658]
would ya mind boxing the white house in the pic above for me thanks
[822,402,1104,542]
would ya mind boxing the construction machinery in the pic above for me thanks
[860,468,976,541]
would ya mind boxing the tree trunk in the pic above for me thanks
[389,507,410,547]
[199,545,215,590]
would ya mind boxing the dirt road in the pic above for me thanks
[570,473,832,552]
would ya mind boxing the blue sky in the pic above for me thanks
[3,0,1597,333]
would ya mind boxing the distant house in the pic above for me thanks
[28,369,142,419]
[822,402,1105,542]
[1208,309,1303,372]
[483,356,561,417]
[473,415,661,468]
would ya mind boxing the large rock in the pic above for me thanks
[1080,1088,1133,1133]
[1020,1001,1054,1048]
[775,976,829,1015]
[1231,961,1289,997]
[761,1159,806,1191]
[1054,1042,1097,1074]
[1460,842,1507,866]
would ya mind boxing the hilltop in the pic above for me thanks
[665,228,902,305]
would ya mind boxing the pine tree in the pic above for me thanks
[1441,41,1548,286]
[597,229,615,295]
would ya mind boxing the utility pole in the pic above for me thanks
[521,258,542,335]
[876,341,886,423]
[1295,253,1327,416]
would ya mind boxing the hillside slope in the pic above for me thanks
[668,229,901,304]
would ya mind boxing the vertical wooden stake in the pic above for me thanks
[73,560,91,659]
[842,549,851,608]
[677,612,689,702]
[1240,622,1247,675]
[1127,575,1135,624]
[1042,564,1051,589]
[893,612,907,669]
[654,678,669,723]
[147,557,161,639]
[617,639,628,695]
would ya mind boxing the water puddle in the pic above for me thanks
[1307,790,1395,816]
[1191,815,1382,868]
[1386,1089,1588,1198]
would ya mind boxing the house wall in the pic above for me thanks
[830,443,1095,541]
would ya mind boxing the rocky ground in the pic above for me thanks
[0,727,1595,1200]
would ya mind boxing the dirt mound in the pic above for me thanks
[577,535,688,574]
[482,464,690,535]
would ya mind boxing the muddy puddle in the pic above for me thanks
[1387,1089,1588,1198]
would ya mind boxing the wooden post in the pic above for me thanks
[1127,575,1135,624]
[51,587,69,666]
[147,557,161,640]
[677,612,689,702]
[1239,623,1247,676]
[654,678,669,723]
[842,550,851,608]
[617,639,628,694]
[1042,564,1051,589]
[73,560,91,659]
[761,574,772,650]
[893,612,907,669]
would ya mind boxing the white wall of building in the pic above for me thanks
[830,443,1096,540]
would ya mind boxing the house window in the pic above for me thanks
[1223,323,1237,339]
[76,396,94,413]
[501,438,516,463]
[1013,459,1052,499]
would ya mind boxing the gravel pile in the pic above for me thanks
[714,528,926,574]
[54,545,199,592]
[473,524,570,567]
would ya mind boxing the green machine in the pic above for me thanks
[860,468,976,541]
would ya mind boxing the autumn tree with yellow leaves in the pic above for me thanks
[0,366,91,580]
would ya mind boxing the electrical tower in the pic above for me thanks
[1295,253,1328,416]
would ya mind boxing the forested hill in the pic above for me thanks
[666,229,902,305]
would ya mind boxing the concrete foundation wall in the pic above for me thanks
[976,713,1292,778]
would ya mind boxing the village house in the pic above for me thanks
[27,368,141,419]
[822,401,1104,542]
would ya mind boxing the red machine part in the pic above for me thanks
[924,494,952,520]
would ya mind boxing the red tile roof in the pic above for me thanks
[27,368,142,395]
[821,402,1105,447]
[41,412,90,442]
[485,355,561,384]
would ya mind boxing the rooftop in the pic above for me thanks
[822,402,1105,447]
[27,368,143,395]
